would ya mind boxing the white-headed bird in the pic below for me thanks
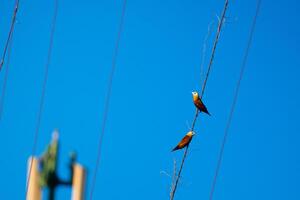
[192,91,210,116]
[172,131,195,151]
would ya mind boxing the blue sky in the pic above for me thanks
[0,0,300,199]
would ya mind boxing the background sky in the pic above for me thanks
[0,0,300,199]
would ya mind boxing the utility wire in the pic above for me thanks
[0,29,14,121]
[0,0,19,72]
[209,1,262,199]
[25,0,59,198]
[89,1,128,199]
[170,1,229,200]
[0,0,18,120]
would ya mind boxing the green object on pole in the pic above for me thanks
[39,130,59,189]
[37,129,77,200]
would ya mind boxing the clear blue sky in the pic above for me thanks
[0,0,299,199]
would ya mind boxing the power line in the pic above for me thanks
[0,0,19,118]
[209,1,262,199]
[170,1,229,200]
[25,0,59,198]
[88,0,128,199]
[0,28,15,121]
[0,0,19,72]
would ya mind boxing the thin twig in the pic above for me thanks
[199,21,214,86]
[170,159,177,198]
[170,144,190,200]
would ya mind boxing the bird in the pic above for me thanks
[192,91,210,115]
[172,131,195,151]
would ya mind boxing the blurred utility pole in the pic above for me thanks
[72,164,86,200]
[27,157,42,200]
[26,129,87,200]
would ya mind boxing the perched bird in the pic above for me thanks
[172,131,195,152]
[192,91,210,115]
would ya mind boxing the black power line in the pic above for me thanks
[0,0,19,120]
[0,0,19,72]
[170,1,229,200]
[0,28,15,121]
[25,0,59,198]
[209,1,262,199]
[88,1,128,199]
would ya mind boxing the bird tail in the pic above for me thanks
[206,110,211,116]
[172,146,179,152]
[202,107,211,116]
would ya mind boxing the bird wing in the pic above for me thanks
[172,134,193,151]
[178,134,192,148]
[196,98,210,115]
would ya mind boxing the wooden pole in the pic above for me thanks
[71,164,86,200]
[26,157,42,200]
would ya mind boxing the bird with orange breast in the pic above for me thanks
[192,91,210,116]
[172,131,195,151]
